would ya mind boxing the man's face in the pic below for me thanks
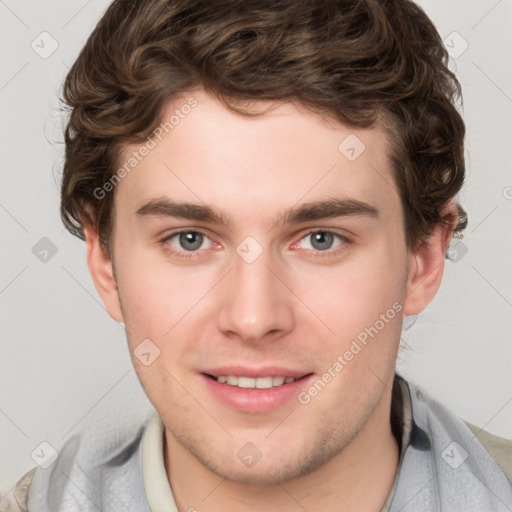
[110,91,411,483]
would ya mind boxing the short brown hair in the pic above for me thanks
[60,0,467,251]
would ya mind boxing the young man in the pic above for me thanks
[4,0,511,510]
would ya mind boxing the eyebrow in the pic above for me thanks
[281,197,378,224]
[135,197,378,226]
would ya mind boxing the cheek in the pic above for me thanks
[289,242,408,385]
[296,245,407,335]
[112,242,172,340]
[114,246,219,350]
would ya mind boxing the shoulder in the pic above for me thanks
[15,412,154,511]
[393,377,512,510]
[0,468,36,512]
[403,377,512,485]
[464,421,512,482]
[400,378,512,483]
[408,379,512,482]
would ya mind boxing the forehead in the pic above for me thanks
[116,90,400,223]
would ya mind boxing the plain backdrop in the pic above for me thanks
[1,0,511,494]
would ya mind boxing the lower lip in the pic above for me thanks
[201,374,314,413]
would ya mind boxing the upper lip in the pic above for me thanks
[202,366,311,379]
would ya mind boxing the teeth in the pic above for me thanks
[227,376,238,386]
[238,376,257,388]
[272,376,285,386]
[215,375,297,388]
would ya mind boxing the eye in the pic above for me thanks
[297,231,345,251]
[167,231,213,252]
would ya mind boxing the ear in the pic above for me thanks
[403,202,458,315]
[84,223,124,323]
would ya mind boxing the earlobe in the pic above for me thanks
[403,204,457,316]
[84,224,124,323]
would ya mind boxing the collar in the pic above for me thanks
[142,410,179,511]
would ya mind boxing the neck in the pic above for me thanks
[165,388,399,512]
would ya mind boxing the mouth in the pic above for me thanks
[206,374,303,388]
[201,369,314,413]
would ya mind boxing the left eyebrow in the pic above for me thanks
[277,197,379,225]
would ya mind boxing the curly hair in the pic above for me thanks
[60,0,467,251]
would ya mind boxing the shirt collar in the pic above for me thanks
[380,375,414,511]
[141,410,179,511]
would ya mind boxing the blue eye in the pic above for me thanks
[180,232,203,251]
[169,231,211,251]
[161,229,347,260]
[298,231,344,251]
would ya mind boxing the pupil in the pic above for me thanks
[311,232,333,250]
[179,232,203,251]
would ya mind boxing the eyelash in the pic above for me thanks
[160,229,350,260]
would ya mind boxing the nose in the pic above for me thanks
[216,248,295,343]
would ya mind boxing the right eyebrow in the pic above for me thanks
[135,198,230,226]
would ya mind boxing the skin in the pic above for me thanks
[85,90,455,511]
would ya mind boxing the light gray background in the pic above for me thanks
[1,0,511,494]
